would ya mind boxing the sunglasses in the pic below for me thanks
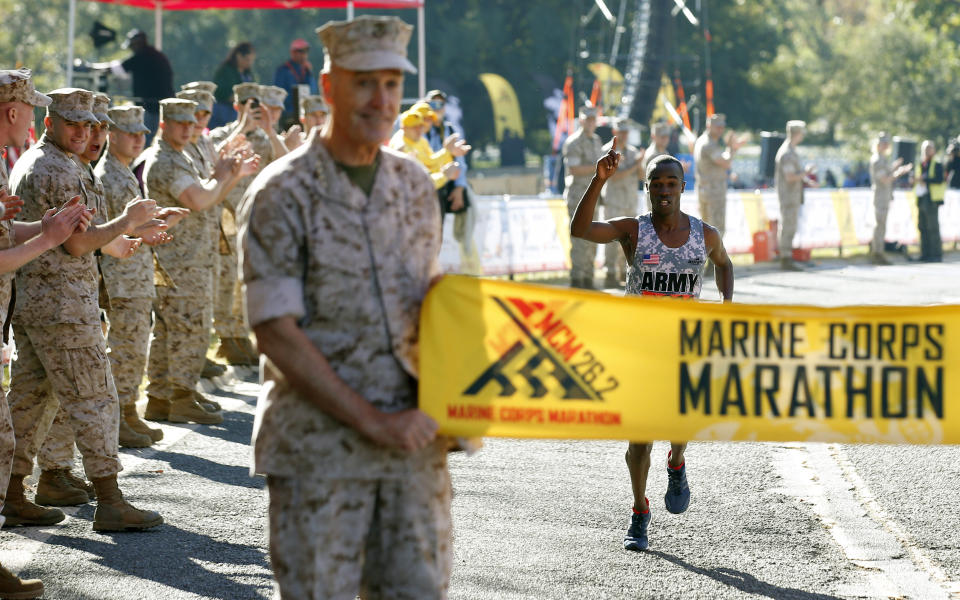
[429,100,445,110]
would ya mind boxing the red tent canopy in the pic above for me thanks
[86,1,421,8]
[68,0,426,94]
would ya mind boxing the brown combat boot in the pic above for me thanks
[91,475,163,532]
[0,561,43,599]
[1,475,65,527]
[119,418,152,448]
[35,469,89,506]
[201,357,227,378]
[168,390,223,425]
[59,469,95,500]
[193,391,221,412]
[215,337,258,366]
[143,395,171,422]
[123,403,163,442]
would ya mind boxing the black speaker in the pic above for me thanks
[892,137,916,188]
[759,131,785,181]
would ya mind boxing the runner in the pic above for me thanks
[570,138,734,551]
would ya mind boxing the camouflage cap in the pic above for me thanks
[107,105,150,134]
[786,120,806,134]
[609,117,631,132]
[708,113,726,127]
[0,69,51,107]
[652,122,673,137]
[46,88,98,123]
[317,15,416,74]
[300,94,328,117]
[160,98,198,124]
[92,92,114,126]
[579,105,598,118]
[259,85,287,108]
[180,80,217,95]
[176,89,214,113]
[233,82,260,104]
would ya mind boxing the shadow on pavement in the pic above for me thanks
[646,550,844,600]
[165,408,255,445]
[40,523,272,600]
[137,448,263,490]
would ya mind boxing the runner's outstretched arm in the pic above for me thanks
[570,136,628,243]
[703,224,734,302]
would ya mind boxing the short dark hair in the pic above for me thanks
[645,154,684,182]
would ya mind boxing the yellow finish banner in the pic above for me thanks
[420,276,958,444]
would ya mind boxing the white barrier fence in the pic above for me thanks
[438,188,960,275]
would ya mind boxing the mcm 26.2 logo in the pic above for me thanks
[462,296,619,401]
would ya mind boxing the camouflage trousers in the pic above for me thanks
[566,189,596,281]
[603,188,638,280]
[214,249,247,339]
[0,389,13,510]
[267,466,452,600]
[35,297,158,471]
[106,298,153,408]
[698,188,727,237]
[779,196,802,258]
[8,324,121,479]
[873,192,891,254]
[147,289,211,400]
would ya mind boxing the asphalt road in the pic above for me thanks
[2,253,959,599]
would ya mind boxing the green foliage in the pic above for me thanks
[2,0,958,152]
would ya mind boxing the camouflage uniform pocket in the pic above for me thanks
[64,345,111,398]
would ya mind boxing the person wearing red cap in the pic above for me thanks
[273,38,319,128]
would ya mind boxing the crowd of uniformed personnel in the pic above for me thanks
[0,65,335,597]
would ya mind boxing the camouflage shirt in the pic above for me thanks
[870,152,894,201]
[694,133,727,194]
[184,137,222,257]
[562,128,604,197]
[141,138,212,298]
[625,214,706,299]
[240,135,442,480]
[95,151,156,300]
[601,139,642,198]
[8,135,105,326]
[222,127,274,254]
[775,141,804,203]
[0,162,15,327]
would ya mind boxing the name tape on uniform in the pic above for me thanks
[419,276,958,444]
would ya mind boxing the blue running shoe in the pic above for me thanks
[664,462,690,514]
[623,509,651,551]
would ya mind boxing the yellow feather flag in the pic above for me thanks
[587,63,625,112]
[479,73,525,143]
[650,73,678,125]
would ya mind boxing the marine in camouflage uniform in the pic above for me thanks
[98,106,166,442]
[694,113,740,237]
[6,88,162,532]
[869,132,910,265]
[640,122,673,181]
[240,16,451,599]
[178,84,229,378]
[774,120,808,270]
[141,99,225,425]
[562,105,604,289]
[208,82,277,365]
[600,118,642,287]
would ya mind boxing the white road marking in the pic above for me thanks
[0,369,259,574]
[773,442,959,599]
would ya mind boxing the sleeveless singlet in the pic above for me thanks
[624,214,706,299]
